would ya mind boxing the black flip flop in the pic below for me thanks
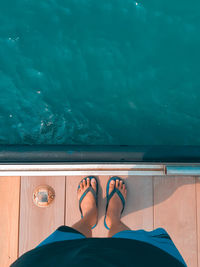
[104,176,126,230]
[77,176,98,229]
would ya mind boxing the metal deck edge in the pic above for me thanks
[0,163,200,176]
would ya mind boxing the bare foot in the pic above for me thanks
[77,177,98,227]
[105,179,127,229]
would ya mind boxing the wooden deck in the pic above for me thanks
[0,175,199,267]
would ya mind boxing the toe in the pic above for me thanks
[109,179,115,194]
[83,179,86,187]
[123,184,126,190]
[80,181,83,189]
[91,178,96,191]
[116,179,119,188]
[119,180,123,189]
[87,178,90,186]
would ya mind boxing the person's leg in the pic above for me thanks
[107,219,131,237]
[71,177,98,238]
[105,179,131,237]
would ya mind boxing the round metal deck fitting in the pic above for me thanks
[33,185,55,207]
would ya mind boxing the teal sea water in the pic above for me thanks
[0,0,200,145]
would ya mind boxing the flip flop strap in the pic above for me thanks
[79,187,97,216]
[106,188,125,215]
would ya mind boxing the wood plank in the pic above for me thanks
[123,175,153,231]
[65,175,153,237]
[19,176,65,256]
[196,177,200,267]
[0,176,20,267]
[154,176,197,267]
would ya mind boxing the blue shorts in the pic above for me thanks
[36,225,187,266]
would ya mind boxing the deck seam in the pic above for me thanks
[153,176,154,230]
[64,177,66,226]
[17,176,21,259]
[195,177,199,267]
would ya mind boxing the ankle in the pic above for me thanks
[106,215,121,226]
[82,208,97,226]
[83,206,97,217]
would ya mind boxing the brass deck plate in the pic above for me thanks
[33,185,55,207]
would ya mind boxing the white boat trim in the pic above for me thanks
[0,170,164,176]
[0,164,164,170]
[0,163,163,175]
[0,163,200,176]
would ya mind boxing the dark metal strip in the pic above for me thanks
[0,145,200,163]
